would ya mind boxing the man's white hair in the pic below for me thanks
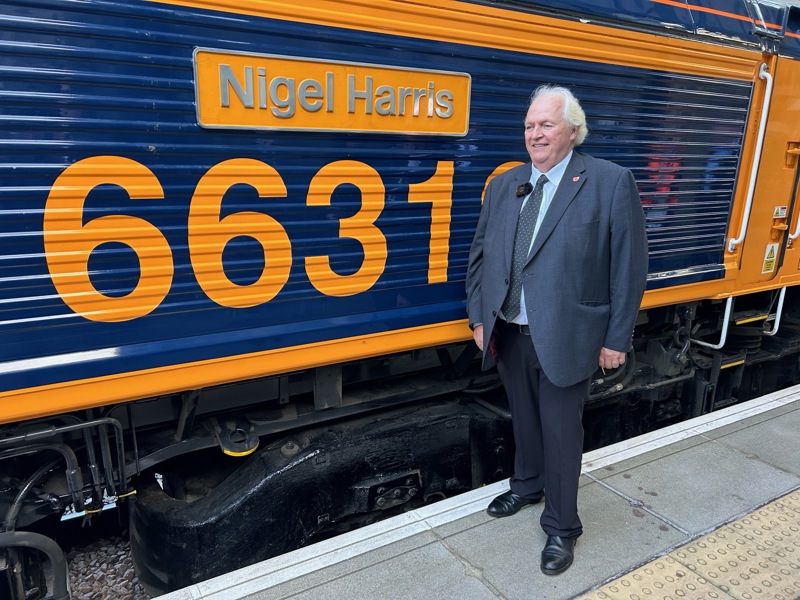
[529,84,588,145]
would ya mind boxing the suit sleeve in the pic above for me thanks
[604,168,648,352]
[465,179,496,329]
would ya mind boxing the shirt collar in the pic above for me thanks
[531,150,573,189]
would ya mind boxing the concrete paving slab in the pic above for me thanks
[249,540,501,600]
[712,407,800,476]
[601,437,800,535]
[432,501,512,539]
[443,482,687,600]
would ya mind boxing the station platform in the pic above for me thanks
[161,385,800,600]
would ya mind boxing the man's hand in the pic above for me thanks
[598,347,626,370]
[473,324,484,351]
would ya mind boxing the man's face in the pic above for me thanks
[524,93,578,173]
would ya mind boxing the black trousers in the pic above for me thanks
[494,320,589,538]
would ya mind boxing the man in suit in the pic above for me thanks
[465,85,647,575]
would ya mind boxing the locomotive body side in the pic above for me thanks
[0,0,766,421]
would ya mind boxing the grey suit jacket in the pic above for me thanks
[465,151,648,388]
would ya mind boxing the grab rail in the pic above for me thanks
[728,63,774,253]
[763,287,787,336]
[690,297,733,350]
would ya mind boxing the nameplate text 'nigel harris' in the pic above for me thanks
[193,48,471,135]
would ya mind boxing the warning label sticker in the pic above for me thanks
[762,243,779,273]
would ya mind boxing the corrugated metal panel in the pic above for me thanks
[483,0,798,55]
[0,0,753,397]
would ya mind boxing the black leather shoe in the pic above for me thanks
[485,490,542,518]
[540,535,576,575]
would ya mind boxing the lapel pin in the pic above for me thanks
[573,176,580,182]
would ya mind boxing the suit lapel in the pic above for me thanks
[526,152,587,263]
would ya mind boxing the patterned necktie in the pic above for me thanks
[501,174,548,321]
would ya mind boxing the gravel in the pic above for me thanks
[66,535,151,600]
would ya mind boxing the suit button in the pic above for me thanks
[504,278,509,285]
[492,310,497,316]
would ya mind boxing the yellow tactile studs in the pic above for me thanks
[584,555,728,599]
[671,522,799,600]
[579,489,800,600]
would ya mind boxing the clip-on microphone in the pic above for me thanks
[516,182,533,197]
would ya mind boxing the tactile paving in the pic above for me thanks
[579,489,800,600]
[582,554,729,599]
